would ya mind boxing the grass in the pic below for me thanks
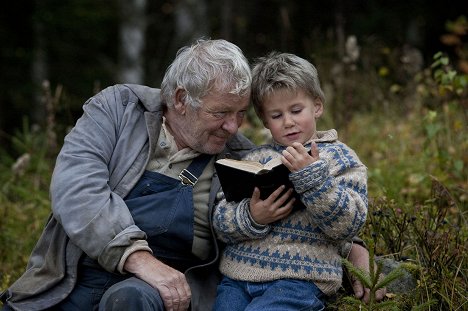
[0,48,466,309]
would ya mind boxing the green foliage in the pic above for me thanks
[340,241,405,310]
[310,18,466,309]
[0,87,59,294]
[342,47,466,310]
[0,123,54,291]
[332,239,436,311]
[1,18,467,309]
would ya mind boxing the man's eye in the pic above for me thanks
[237,111,246,118]
[213,112,227,119]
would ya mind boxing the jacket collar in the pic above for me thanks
[123,84,163,112]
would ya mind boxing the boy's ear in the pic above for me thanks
[174,87,188,115]
[314,98,324,118]
[259,113,269,128]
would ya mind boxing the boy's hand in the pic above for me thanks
[249,186,295,225]
[281,142,319,172]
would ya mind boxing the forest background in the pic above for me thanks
[0,0,466,310]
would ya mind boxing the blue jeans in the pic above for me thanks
[51,260,164,311]
[213,276,325,311]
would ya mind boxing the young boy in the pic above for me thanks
[212,52,368,311]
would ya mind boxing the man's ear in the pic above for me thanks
[174,87,187,115]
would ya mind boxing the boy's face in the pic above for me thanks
[261,88,323,146]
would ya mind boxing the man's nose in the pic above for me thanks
[222,116,239,134]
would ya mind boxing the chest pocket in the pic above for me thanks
[125,171,188,236]
[124,154,212,258]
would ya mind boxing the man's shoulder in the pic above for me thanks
[97,84,162,112]
[224,133,256,158]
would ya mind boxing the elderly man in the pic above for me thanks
[1,39,382,311]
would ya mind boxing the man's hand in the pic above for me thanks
[124,251,191,311]
[347,243,387,303]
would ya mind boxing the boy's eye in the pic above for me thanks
[271,114,281,119]
[292,108,302,114]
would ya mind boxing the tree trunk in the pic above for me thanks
[220,0,233,40]
[171,0,209,51]
[279,4,293,51]
[334,0,345,59]
[118,0,147,84]
[31,1,48,124]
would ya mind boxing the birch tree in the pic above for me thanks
[118,0,147,84]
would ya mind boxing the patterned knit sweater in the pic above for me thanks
[213,129,368,296]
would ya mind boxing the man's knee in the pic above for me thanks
[1,303,14,311]
[99,277,164,311]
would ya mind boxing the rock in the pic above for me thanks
[377,258,417,294]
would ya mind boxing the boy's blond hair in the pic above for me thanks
[251,52,325,119]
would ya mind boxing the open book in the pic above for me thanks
[215,157,301,204]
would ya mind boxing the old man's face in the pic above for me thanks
[174,88,250,154]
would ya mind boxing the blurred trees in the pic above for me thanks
[0,0,466,153]
[118,0,147,84]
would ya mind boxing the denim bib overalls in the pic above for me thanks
[124,154,213,270]
[58,154,213,310]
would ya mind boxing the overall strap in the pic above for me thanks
[178,154,213,186]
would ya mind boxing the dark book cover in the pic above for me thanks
[214,158,303,207]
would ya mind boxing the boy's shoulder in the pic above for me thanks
[315,129,355,151]
[319,140,364,168]
[315,129,338,142]
[243,144,279,163]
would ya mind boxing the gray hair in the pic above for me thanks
[161,39,251,107]
[251,52,325,117]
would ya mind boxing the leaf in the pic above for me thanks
[373,300,400,310]
[441,57,449,65]
[433,51,443,59]
[341,296,364,306]
[342,258,373,289]
[376,267,406,289]
[385,293,397,299]
[372,261,384,285]
[410,299,438,311]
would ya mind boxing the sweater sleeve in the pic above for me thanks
[213,196,270,244]
[289,142,368,240]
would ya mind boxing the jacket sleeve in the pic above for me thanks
[290,143,368,240]
[50,85,148,272]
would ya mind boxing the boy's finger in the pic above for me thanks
[310,142,319,157]
[275,188,294,206]
[251,187,261,202]
[283,197,296,209]
[270,185,286,197]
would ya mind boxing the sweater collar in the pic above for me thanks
[271,129,338,151]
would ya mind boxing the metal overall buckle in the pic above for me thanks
[178,169,198,186]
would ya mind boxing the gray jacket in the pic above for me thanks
[1,84,254,311]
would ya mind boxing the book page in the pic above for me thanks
[216,156,284,174]
[263,156,283,170]
[216,158,265,174]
